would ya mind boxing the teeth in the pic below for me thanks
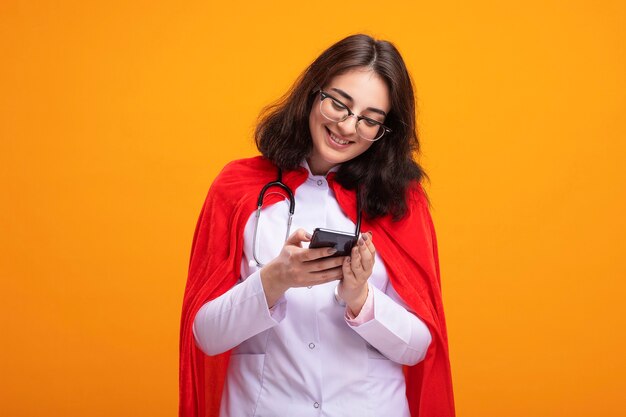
[330,132,349,145]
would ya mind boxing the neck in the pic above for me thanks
[305,157,337,176]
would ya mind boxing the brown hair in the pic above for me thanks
[255,34,428,220]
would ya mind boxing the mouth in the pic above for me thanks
[325,127,354,147]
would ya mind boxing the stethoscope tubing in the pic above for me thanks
[252,167,361,267]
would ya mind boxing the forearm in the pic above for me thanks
[346,285,431,365]
[193,271,285,355]
[259,263,288,308]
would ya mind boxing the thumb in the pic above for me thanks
[342,256,355,279]
[285,228,312,247]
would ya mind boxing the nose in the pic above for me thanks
[336,115,358,136]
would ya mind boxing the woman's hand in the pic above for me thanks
[260,228,346,307]
[340,232,375,316]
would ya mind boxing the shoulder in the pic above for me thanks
[196,156,277,219]
[210,156,277,191]
[372,180,430,230]
[406,180,430,210]
[217,156,275,180]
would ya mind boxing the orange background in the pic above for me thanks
[1,1,625,416]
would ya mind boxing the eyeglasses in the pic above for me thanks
[318,90,392,142]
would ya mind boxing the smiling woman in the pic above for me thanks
[255,34,423,221]
[307,70,390,174]
[179,34,455,417]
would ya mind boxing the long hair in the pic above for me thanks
[255,34,428,220]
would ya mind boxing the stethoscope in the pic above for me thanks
[252,168,362,267]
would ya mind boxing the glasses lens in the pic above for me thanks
[356,120,384,141]
[320,96,349,122]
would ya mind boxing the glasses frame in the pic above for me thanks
[318,90,392,142]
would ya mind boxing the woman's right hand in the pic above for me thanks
[260,228,346,307]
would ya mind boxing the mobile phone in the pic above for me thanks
[309,228,358,257]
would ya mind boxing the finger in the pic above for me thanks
[299,246,338,262]
[309,265,344,285]
[358,237,375,271]
[303,255,346,272]
[362,232,376,257]
[351,246,363,272]
[285,228,312,247]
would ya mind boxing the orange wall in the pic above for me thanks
[1,1,625,416]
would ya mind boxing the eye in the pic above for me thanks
[330,99,347,111]
[362,117,381,127]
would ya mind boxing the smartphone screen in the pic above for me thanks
[309,228,357,257]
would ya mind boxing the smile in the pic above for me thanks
[326,127,353,146]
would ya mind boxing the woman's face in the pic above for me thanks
[307,68,390,175]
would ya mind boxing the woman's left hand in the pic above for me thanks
[340,231,375,316]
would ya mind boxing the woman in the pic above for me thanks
[180,34,455,417]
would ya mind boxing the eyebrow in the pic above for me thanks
[330,87,387,117]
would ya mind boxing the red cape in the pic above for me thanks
[180,156,455,416]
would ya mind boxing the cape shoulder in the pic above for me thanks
[209,156,277,197]
[206,156,309,210]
